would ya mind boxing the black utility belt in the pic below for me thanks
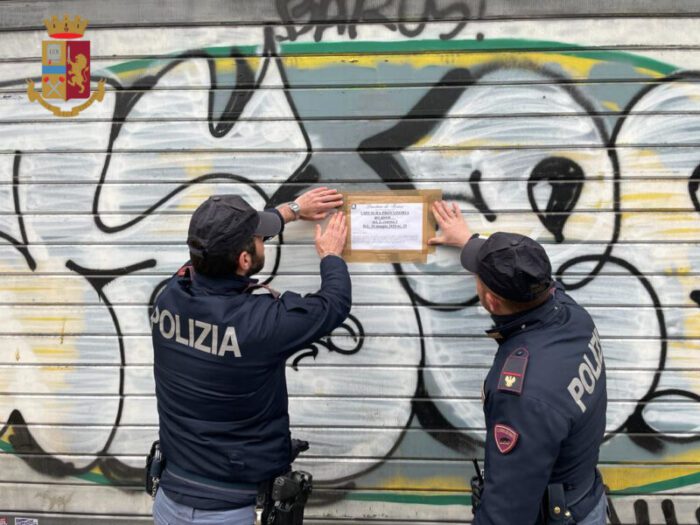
[145,441,313,525]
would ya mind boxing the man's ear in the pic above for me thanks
[237,250,251,273]
[484,290,501,315]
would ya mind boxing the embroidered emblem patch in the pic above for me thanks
[498,347,529,395]
[494,424,519,454]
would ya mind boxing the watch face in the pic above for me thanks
[289,202,301,214]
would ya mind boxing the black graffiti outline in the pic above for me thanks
[0,258,157,484]
[0,151,36,271]
[90,27,315,239]
[556,254,672,440]
[353,60,621,455]
[0,34,697,509]
[527,156,586,243]
[690,165,700,309]
[275,0,480,42]
[291,313,365,370]
[603,70,700,450]
[468,169,496,222]
[359,60,617,309]
[607,496,700,525]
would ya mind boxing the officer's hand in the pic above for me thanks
[470,475,483,513]
[428,201,472,247]
[315,212,347,258]
[295,187,344,221]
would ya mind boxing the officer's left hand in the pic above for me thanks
[295,187,344,221]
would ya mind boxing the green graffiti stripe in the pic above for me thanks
[346,491,472,506]
[105,45,259,75]
[610,470,700,495]
[280,38,676,75]
[2,435,700,497]
[0,439,111,485]
[102,39,676,79]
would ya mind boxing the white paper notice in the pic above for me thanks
[351,202,424,250]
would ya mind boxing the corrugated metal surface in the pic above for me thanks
[0,1,698,523]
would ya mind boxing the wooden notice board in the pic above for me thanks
[341,189,442,263]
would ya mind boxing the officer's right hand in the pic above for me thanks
[315,212,347,259]
[429,201,472,248]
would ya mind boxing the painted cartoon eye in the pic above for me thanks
[362,67,616,309]
[354,65,619,444]
[94,55,307,234]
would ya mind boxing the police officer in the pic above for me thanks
[151,188,350,524]
[429,201,607,525]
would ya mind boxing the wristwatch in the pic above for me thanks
[287,201,301,219]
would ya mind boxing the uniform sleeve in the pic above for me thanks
[474,393,570,525]
[266,254,352,358]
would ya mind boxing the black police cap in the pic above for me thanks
[187,195,281,259]
[460,232,553,302]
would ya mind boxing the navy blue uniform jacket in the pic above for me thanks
[474,282,607,524]
[151,255,351,509]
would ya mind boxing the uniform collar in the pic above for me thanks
[190,270,258,295]
[485,293,559,342]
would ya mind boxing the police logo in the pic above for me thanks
[26,14,105,117]
[494,424,519,454]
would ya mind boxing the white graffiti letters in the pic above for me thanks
[150,307,242,358]
[567,328,604,413]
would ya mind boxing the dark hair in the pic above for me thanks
[498,288,552,313]
[189,236,256,277]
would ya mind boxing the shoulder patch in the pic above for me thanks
[494,424,519,454]
[497,347,529,395]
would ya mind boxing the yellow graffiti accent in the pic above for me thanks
[660,228,700,235]
[26,79,106,117]
[176,191,215,211]
[663,265,691,275]
[184,161,216,181]
[284,51,601,79]
[684,311,700,340]
[600,466,700,492]
[635,66,666,78]
[622,193,676,201]
[1,425,15,444]
[0,285,49,293]
[380,475,468,492]
[31,346,77,359]
[602,100,621,111]
[21,316,77,323]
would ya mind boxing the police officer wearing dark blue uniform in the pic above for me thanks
[429,201,608,525]
[150,188,350,525]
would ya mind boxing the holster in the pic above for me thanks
[255,439,312,525]
[542,483,576,525]
[145,440,165,499]
[256,470,313,525]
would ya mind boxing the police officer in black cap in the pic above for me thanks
[429,201,607,525]
[151,188,350,524]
